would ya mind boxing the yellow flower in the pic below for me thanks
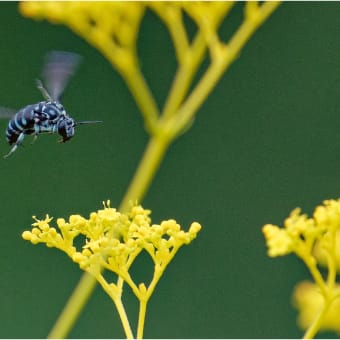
[293,281,340,334]
[313,199,340,231]
[22,201,202,301]
[23,201,202,340]
[263,198,340,338]
[262,224,293,257]
[313,229,340,271]
[262,206,326,259]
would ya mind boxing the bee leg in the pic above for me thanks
[3,132,26,158]
[31,134,38,145]
[36,79,52,101]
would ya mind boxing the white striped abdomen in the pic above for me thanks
[6,105,36,145]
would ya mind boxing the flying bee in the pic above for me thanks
[2,51,102,158]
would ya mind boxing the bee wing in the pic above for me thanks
[42,51,82,102]
[0,106,17,119]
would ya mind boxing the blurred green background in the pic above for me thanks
[0,2,339,338]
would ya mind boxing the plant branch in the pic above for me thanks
[47,272,97,339]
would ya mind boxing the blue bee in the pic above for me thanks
[3,51,102,158]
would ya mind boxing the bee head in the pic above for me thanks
[57,116,75,142]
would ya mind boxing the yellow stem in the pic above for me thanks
[302,229,338,338]
[136,298,147,339]
[119,133,171,212]
[47,272,97,339]
[326,229,337,289]
[303,300,330,339]
[148,248,180,299]
[162,32,207,121]
[302,254,328,299]
[163,54,228,138]
[162,3,234,121]
[114,248,143,299]
[296,248,334,338]
[113,297,134,340]
[162,8,190,64]
[165,1,281,138]
[135,246,181,338]
[96,274,134,339]
[122,63,160,135]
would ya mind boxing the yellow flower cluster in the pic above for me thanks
[22,201,201,299]
[293,281,340,334]
[19,2,278,70]
[262,207,324,258]
[263,199,340,338]
[19,1,233,71]
[20,2,145,73]
[23,201,201,338]
[263,199,340,262]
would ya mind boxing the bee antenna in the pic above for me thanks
[75,120,103,126]
[36,79,53,101]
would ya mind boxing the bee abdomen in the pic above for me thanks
[6,106,35,144]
